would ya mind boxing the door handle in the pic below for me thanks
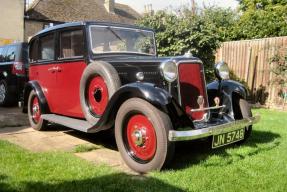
[48,67,62,73]
[48,67,57,73]
[55,66,62,72]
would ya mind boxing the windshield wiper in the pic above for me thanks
[106,27,124,43]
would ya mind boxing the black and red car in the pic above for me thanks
[23,22,259,173]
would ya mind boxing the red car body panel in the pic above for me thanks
[29,61,87,118]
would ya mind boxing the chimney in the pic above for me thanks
[105,0,115,14]
[144,4,154,16]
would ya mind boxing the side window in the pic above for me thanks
[39,34,55,61]
[0,47,7,62]
[29,40,38,62]
[6,46,16,62]
[60,29,84,59]
[0,48,3,62]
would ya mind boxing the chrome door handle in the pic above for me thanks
[48,67,62,73]
[48,67,57,73]
[55,66,62,72]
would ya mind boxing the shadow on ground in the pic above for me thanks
[0,107,29,128]
[41,122,281,172]
[169,129,280,170]
[0,173,184,192]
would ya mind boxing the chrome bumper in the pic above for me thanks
[169,115,260,141]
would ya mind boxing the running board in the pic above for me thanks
[41,114,94,133]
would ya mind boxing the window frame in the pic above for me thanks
[29,39,39,64]
[58,28,85,60]
[38,32,56,62]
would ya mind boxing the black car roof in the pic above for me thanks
[34,21,154,37]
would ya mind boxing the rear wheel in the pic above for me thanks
[115,98,174,173]
[234,98,252,144]
[0,80,15,106]
[28,90,47,131]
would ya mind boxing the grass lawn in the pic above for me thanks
[0,109,287,192]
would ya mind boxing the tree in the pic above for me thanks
[137,8,232,79]
[233,0,287,39]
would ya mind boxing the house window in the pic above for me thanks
[60,29,84,58]
[39,34,55,61]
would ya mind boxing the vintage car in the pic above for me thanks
[23,22,259,173]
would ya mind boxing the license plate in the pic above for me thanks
[212,129,245,148]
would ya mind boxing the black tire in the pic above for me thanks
[234,98,252,144]
[0,80,16,106]
[80,61,121,124]
[115,98,175,173]
[28,90,47,131]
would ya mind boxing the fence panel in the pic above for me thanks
[215,36,287,109]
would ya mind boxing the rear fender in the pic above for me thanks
[22,81,50,114]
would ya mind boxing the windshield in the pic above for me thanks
[89,25,156,55]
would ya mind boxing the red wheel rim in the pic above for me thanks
[126,114,157,162]
[87,76,109,116]
[31,97,41,123]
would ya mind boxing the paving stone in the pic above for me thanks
[0,126,133,173]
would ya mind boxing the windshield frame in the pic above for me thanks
[88,24,157,56]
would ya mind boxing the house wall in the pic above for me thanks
[24,20,45,41]
[0,0,24,45]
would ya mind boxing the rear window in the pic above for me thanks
[6,46,17,62]
[39,34,55,61]
[60,29,84,59]
[0,48,4,62]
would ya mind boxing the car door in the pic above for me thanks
[53,28,87,118]
[29,33,58,113]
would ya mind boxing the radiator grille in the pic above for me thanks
[178,63,208,120]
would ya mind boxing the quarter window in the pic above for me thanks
[6,46,17,62]
[39,34,55,61]
[0,48,4,62]
[29,40,38,62]
[60,30,84,58]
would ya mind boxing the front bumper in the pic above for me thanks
[169,115,260,141]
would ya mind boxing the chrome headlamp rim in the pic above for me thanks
[215,61,230,80]
[160,60,178,83]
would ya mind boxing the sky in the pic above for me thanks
[117,0,239,13]
[27,0,239,13]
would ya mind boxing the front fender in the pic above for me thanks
[22,81,50,114]
[207,80,249,118]
[95,82,192,130]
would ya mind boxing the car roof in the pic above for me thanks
[34,21,154,37]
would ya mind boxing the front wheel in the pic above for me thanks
[28,90,47,131]
[115,98,174,173]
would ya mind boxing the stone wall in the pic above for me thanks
[0,0,24,45]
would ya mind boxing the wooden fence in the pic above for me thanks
[215,36,287,109]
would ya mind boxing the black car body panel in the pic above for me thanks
[0,43,29,105]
